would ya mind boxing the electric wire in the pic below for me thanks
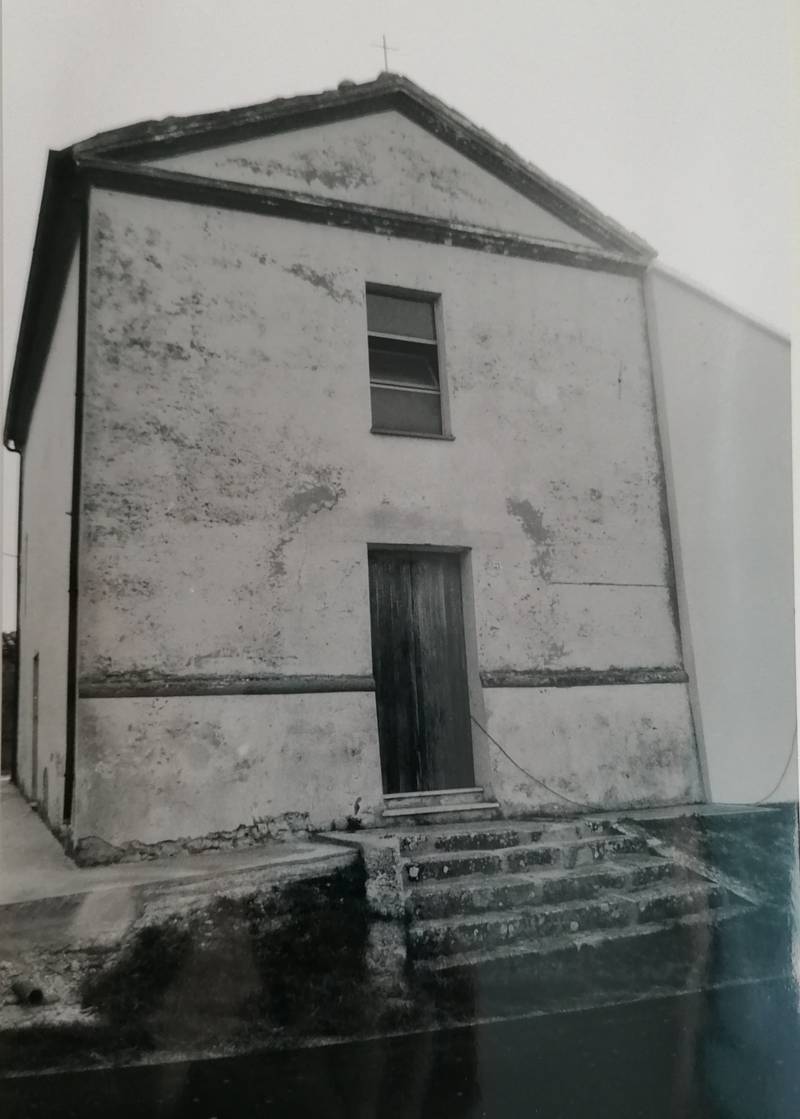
[472,714,799,810]
[470,712,603,811]
[754,722,798,805]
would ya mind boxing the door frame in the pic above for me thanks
[365,543,492,797]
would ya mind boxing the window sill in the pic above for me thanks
[370,428,455,441]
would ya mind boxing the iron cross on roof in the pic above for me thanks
[372,34,398,71]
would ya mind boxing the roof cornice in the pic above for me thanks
[77,156,650,275]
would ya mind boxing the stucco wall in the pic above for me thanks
[647,269,796,804]
[16,249,79,826]
[75,186,700,845]
[76,693,382,846]
[483,683,699,815]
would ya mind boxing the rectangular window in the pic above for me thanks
[367,287,444,436]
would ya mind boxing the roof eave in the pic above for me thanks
[4,150,81,451]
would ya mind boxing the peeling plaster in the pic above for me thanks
[284,262,357,304]
[74,811,312,865]
[268,470,345,581]
[224,151,377,192]
[282,480,344,523]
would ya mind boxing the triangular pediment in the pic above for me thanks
[74,75,653,260]
[143,110,598,248]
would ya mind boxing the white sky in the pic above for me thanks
[1,0,794,627]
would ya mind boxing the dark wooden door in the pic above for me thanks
[368,550,474,793]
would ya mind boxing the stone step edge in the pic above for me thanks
[407,849,671,887]
[384,802,500,819]
[408,880,732,938]
[403,833,642,870]
[396,818,619,841]
[383,787,484,801]
[413,903,753,972]
[405,858,691,902]
[396,820,619,853]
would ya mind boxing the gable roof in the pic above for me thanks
[4,72,655,449]
[75,72,653,257]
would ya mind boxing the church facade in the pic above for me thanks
[5,74,704,860]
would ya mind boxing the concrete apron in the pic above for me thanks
[0,781,359,1032]
[1,781,793,1063]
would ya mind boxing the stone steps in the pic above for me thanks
[324,814,757,974]
[406,855,692,921]
[390,815,754,970]
[409,880,733,959]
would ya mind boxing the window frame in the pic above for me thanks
[366,284,453,441]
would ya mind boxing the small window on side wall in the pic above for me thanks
[366,287,444,437]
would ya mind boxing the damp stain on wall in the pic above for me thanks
[506,497,555,580]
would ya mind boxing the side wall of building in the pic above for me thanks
[647,269,796,803]
[16,249,79,826]
[74,188,701,848]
